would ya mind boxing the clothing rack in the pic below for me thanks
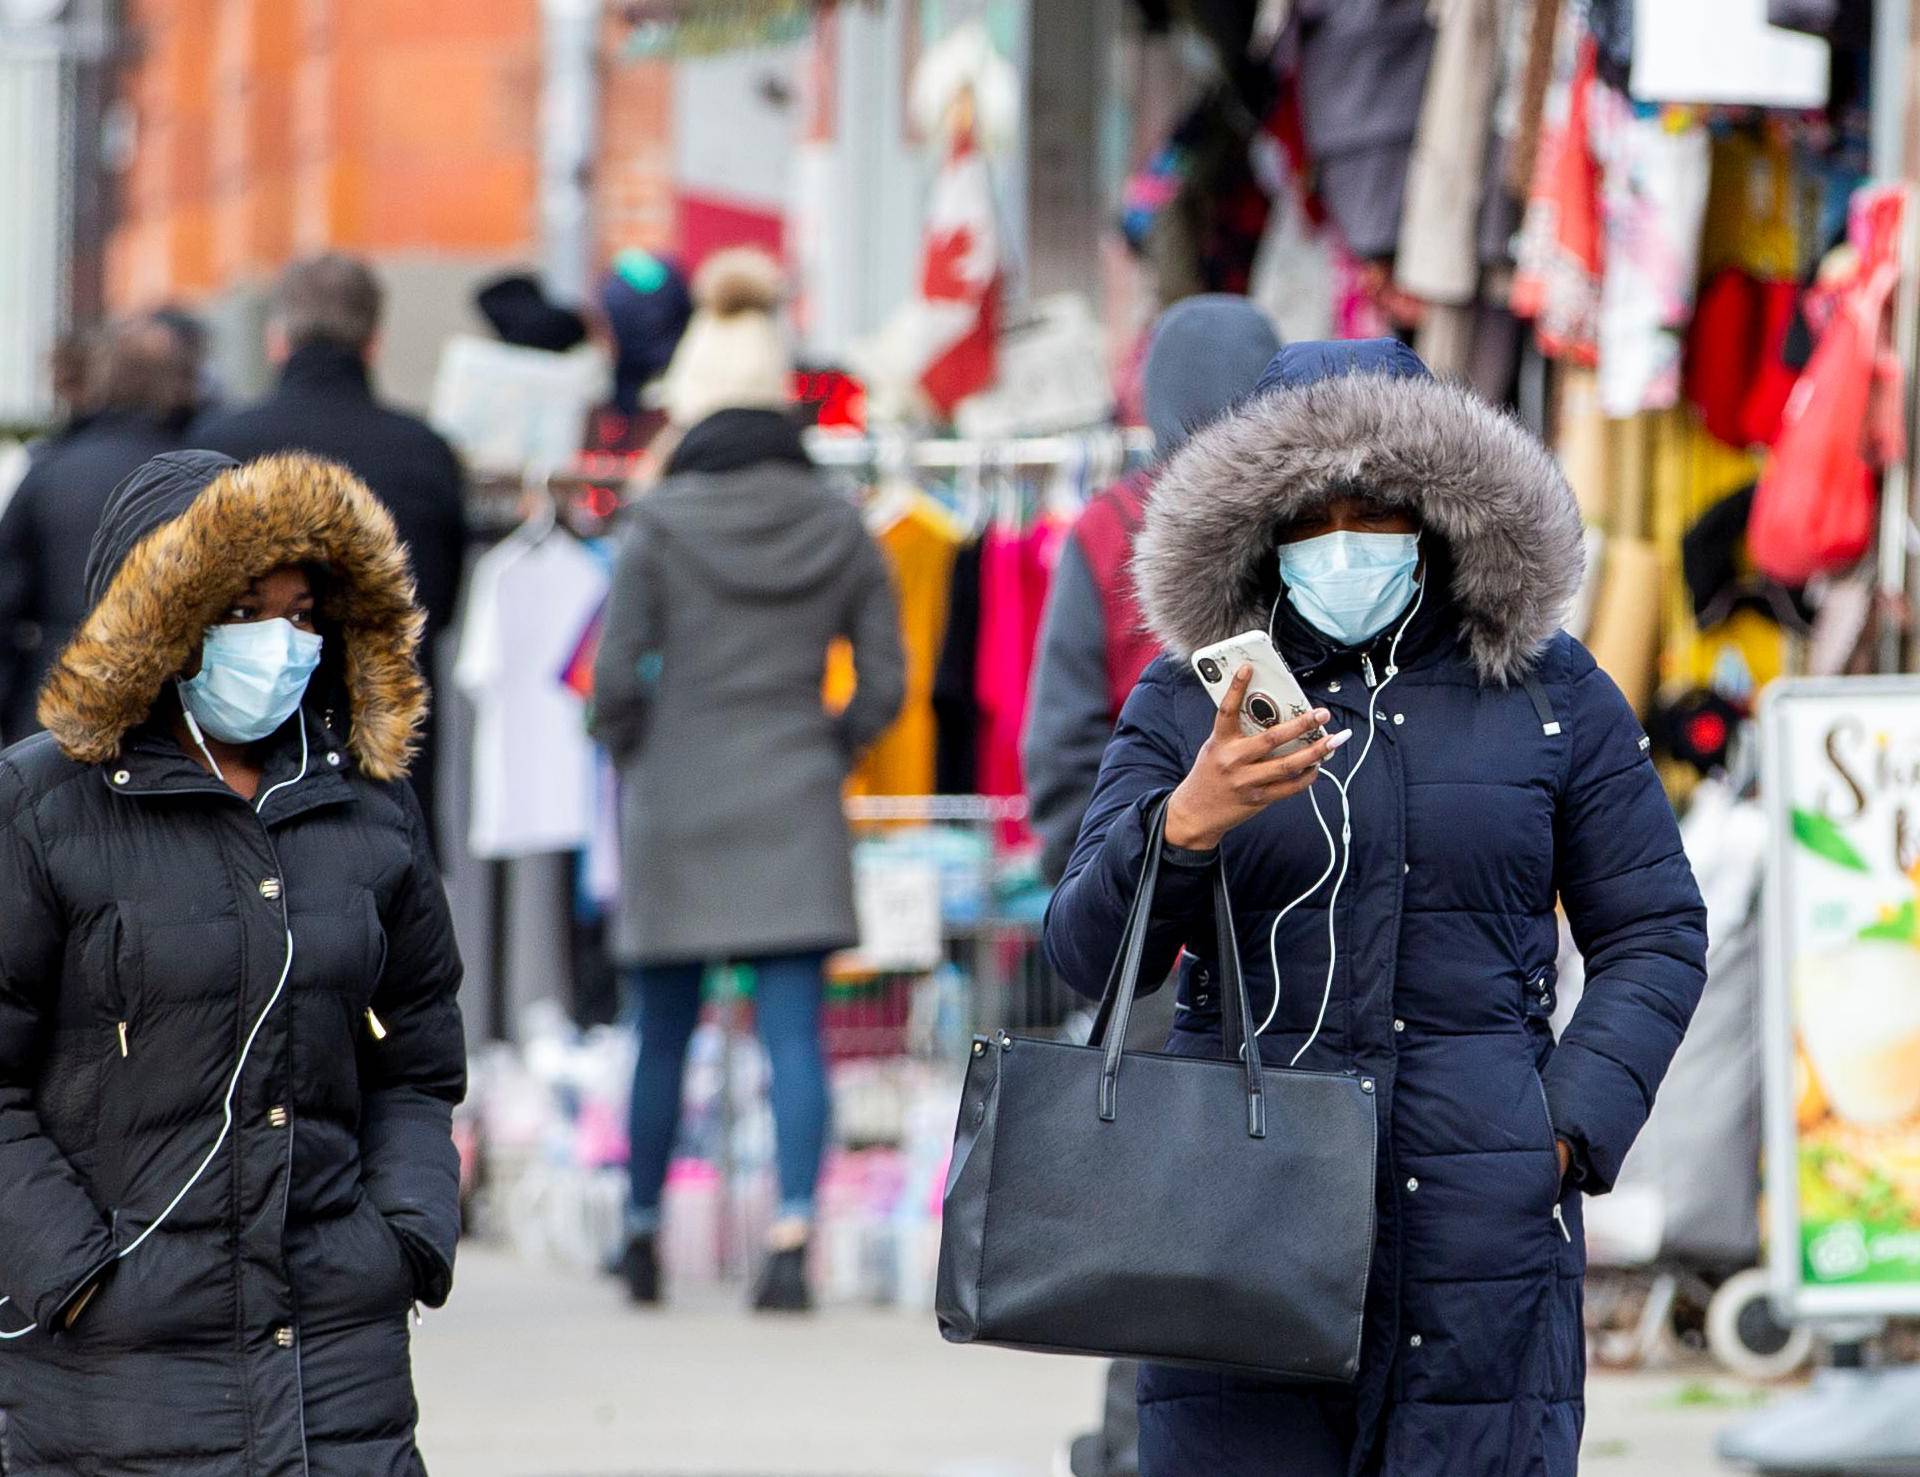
[803,426,1154,469]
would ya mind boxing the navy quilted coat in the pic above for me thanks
[0,452,465,1475]
[1044,346,1708,1476]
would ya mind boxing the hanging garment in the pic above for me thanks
[1397,0,1505,307]
[1750,184,1904,585]
[1248,95,1339,343]
[1511,31,1603,365]
[975,517,1064,823]
[455,526,609,859]
[1699,130,1811,282]
[933,540,984,794]
[1592,91,1711,417]
[1291,0,1438,260]
[827,490,964,797]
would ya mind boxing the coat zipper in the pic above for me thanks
[365,1007,388,1041]
[116,1020,130,1057]
[1533,1071,1572,1241]
[1362,651,1379,688]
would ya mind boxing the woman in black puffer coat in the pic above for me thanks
[0,449,465,1475]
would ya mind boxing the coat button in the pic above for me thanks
[1360,1078,1375,1094]
[272,1325,294,1349]
[1409,1333,1423,1349]
[1393,1018,1405,1033]
[1327,680,1341,693]
[1405,1176,1419,1193]
[267,1105,289,1129]
[112,770,130,785]
[259,877,282,901]
[326,751,341,767]
[1392,713,1405,726]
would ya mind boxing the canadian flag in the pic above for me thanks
[856,135,1001,421]
[915,138,1001,414]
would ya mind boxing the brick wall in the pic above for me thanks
[106,0,545,312]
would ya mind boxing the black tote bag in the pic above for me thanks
[936,803,1378,1381]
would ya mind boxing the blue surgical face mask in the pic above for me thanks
[178,618,323,744]
[1278,531,1422,648]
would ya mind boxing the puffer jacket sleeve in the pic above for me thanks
[360,782,467,1306]
[0,760,117,1331]
[833,528,907,758]
[1044,659,1211,1000]
[1544,647,1708,1192]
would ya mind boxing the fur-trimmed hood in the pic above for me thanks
[39,450,427,779]
[1134,360,1583,685]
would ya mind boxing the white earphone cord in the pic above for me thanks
[0,714,307,1339]
[1261,577,1427,1064]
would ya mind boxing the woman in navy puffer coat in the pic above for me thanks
[1044,341,1708,1476]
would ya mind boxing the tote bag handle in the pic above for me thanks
[1087,797,1267,1137]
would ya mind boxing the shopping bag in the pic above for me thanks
[1749,188,1905,584]
[935,802,1377,1380]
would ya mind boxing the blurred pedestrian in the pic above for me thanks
[0,314,194,742]
[150,303,220,425]
[194,253,467,846]
[0,450,465,1474]
[1046,341,1708,1475]
[1024,295,1281,886]
[591,249,905,1313]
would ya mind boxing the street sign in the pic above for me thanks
[1763,677,1920,1317]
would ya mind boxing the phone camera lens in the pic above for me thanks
[1247,694,1281,729]
[1198,657,1222,684]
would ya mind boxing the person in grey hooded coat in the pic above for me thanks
[590,248,905,1314]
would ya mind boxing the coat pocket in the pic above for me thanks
[1531,1067,1573,1244]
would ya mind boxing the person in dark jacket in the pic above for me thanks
[1045,340,1708,1476]
[193,253,468,845]
[591,249,905,1315]
[1023,295,1280,886]
[0,315,195,743]
[0,449,466,1475]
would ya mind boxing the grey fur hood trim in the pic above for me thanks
[1133,371,1583,685]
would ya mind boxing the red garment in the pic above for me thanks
[1072,471,1160,719]
[1511,38,1603,366]
[1739,281,1804,450]
[1685,269,1760,447]
[976,520,1064,837]
[1751,185,1905,584]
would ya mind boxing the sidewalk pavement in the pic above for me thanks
[414,1241,1764,1477]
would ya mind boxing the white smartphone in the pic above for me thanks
[1191,631,1327,756]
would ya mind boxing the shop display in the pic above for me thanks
[1763,679,1920,1315]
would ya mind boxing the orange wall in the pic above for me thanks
[107,0,548,310]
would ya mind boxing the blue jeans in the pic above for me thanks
[624,952,831,1235]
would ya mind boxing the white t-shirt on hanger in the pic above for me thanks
[454,528,609,860]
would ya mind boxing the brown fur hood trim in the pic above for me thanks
[39,452,426,779]
[1133,371,1584,685]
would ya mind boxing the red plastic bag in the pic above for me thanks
[1749,187,1905,584]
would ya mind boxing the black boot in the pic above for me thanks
[751,1244,813,1313]
[620,1233,661,1306]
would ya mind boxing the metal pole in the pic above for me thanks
[538,0,601,307]
[1877,0,1918,672]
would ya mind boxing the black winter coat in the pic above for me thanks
[0,411,181,742]
[0,451,465,1476]
[1047,354,1708,1476]
[192,343,469,842]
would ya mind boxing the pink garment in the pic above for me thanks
[975,520,1065,839]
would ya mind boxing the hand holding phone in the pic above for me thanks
[1191,632,1328,755]
[1167,653,1353,852]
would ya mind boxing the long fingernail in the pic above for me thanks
[1326,728,1354,750]
[1312,708,1331,723]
